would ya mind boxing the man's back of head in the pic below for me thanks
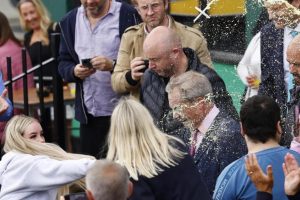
[86,160,132,200]
[240,95,281,144]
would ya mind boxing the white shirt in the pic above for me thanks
[0,151,95,200]
[237,24,300,98]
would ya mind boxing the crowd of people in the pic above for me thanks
[0,0,300,199]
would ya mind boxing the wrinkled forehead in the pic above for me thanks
[136,0,164,6]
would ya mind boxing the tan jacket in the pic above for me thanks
[111,16,213,98]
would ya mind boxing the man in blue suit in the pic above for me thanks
[166,71,247,195]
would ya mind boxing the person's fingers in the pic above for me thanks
[1,89,7,98]
[283,163,288,176]
[266,165,273,180]
[245,156,250,172]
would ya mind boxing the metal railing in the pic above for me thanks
[4,33,67,149]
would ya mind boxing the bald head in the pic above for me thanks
[288,34,300,55]
[287,34,300,85]
[86,160,132,200]
[143,26,182,54]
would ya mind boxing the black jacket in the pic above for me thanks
[141,48,238,139]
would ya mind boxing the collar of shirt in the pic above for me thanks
[286,23,300,34]
[197,105,219,134]
[144,15,171,35]
[283,23,300,93]
[194,105,219,150]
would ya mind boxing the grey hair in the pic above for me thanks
[86,160,129,200]
[166,71,212,100]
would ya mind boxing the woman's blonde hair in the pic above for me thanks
[17,0,51,35]
[106,98,185,180]
[3,115,94,199]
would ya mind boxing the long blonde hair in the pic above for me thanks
[3,115,94,199]
[106,98,185,180]
[17,0,51,36]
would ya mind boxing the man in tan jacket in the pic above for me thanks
[111,0,213,99]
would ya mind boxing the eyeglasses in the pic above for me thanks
[137,2,163,12]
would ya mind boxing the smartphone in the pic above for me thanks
[138,59,149,73]
[81,58,93,69]
[64,192,87,200]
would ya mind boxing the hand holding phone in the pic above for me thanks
[138,59,149,73]
[81,58,93,69]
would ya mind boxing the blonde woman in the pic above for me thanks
[0,115,95,200]
[17,0,58,85]
[106,98,211,200]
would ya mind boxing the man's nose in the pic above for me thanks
[290,64,296,74]
[146,6,154,15]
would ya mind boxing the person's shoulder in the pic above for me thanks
[120,1,136,11]
[124,23,143,34]
[213,157,247,199]
[175,21,205,39]
[60,7,79,22]
[287,148,300,159]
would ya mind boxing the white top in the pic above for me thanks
[237,32,261,99]
[238,24,300,100]
[0,151,95,200]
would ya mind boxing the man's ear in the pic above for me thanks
[86,190,95,200]
[240,122,245,137]
[127,181,134,198]
[276,121,282,137]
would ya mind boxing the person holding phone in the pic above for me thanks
[0,115,95,200]
[58,0,140,158]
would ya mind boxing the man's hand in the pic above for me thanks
[130,57,147,81]
[91,56,114,71]
[74,64,96,80]
[0,89,9,115]
[283,153,300,196]
[245,154,274,194]
[246,75,260,89]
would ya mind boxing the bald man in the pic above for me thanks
[111,0,212,100]
[141,26,238,141]
[85,160,133,200]
[285,34,300,152]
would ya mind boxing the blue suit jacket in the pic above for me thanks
[194,111,247,195]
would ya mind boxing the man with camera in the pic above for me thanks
[111,0,213,100]
[58,0,140,157]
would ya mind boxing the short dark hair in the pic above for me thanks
[240,95,280,143]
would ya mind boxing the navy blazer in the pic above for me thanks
[194,111,247,195]
[129,153,211,200]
